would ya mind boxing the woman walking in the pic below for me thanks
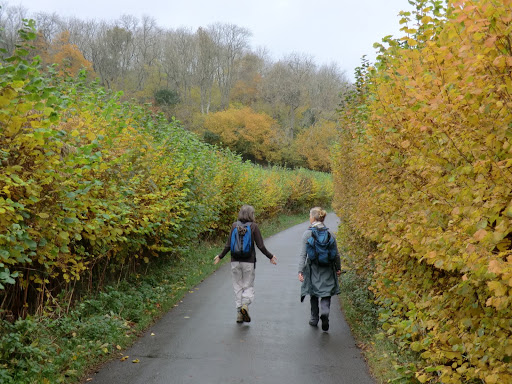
[214,205,278,323]
[298,207,341,331]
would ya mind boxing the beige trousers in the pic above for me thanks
[231,262,256,308]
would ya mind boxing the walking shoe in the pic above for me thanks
[236,310,243,323]
[320,314,329,331]
[240,304,251,322]
[309,318,318,327]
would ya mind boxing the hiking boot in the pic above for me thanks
[236,310,244,323]
[240,304,251,322]
[309,318,318,327]
[320,314,329,331]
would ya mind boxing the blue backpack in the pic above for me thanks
[230,221,252,258]
[306,227,337,266]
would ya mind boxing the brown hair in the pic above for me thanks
[310,207,327,222]
[238,205,255,223]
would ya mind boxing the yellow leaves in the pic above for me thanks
[58,231,70,241]
[411,341,423,352]
[17,102,34,114]
[487,281,508,297]
[492,56,507,70]
[43,107,54,117]
[30,120,47,129]
[334,0,512,382]
[295,119,338,172]
[11,80,25,90]
[485,374,500,384]
[504,203,512,218]
[202,106,280,162]
[421,16,432,24]
[0,87,17,107]
[4,116,25,137]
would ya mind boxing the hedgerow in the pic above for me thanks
[0,20,333,319]
[333,0,512,383]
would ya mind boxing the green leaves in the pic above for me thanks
[0,268,18,289]
[0,27,332,334]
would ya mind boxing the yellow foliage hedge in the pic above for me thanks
[0,40,333,314]
[201,105,282,163]
[333,0,512,383]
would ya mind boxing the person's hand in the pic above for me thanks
[213,255,221,265]
[270,255,277,265]
[336,270,342,277]
[298,272,304,282]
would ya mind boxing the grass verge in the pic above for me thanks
[0,211,308,384]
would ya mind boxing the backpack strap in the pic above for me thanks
[310,226,330,243]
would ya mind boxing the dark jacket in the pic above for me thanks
[218,221,274,263]
[299,222,341,299]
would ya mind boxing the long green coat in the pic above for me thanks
[298,223,341,300]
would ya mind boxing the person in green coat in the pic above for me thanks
[298,207,341,331]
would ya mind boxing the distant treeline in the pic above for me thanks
[0,2,352,170]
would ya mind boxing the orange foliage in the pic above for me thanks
[231,74,262,105]
[39,31,94,77]
[202,106,281,162]
[295,119,338,171]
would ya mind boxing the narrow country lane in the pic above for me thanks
[87,213,375,384]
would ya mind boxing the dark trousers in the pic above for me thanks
[310,296,331,321]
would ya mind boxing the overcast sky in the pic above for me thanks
[14,0,415,81]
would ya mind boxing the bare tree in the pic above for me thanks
[309,62,350,120]
[160,27,196,102]
[231,51,266,105]
[64,17,99,63]
[33,11,62,43]
[132,15,161,92]
[0,4,29,55]
[261,53,315,139]
[194,27,217,114]
[91,21,134,89]
[208,23,251,110]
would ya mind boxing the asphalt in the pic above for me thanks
[87,213,376,384]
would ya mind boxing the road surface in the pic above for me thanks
[88,213,375,384]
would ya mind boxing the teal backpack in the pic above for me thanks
[306,227,336,266]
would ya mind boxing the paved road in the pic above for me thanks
[88,214,375,384]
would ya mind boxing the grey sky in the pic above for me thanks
[15,0,414,81]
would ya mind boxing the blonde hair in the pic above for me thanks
[310,207,327,222]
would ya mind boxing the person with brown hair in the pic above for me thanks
[214,205,278,323]
[298,207,342,331]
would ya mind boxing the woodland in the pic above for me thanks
[0,2,350,171]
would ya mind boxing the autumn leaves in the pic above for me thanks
[334,0,512,383]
